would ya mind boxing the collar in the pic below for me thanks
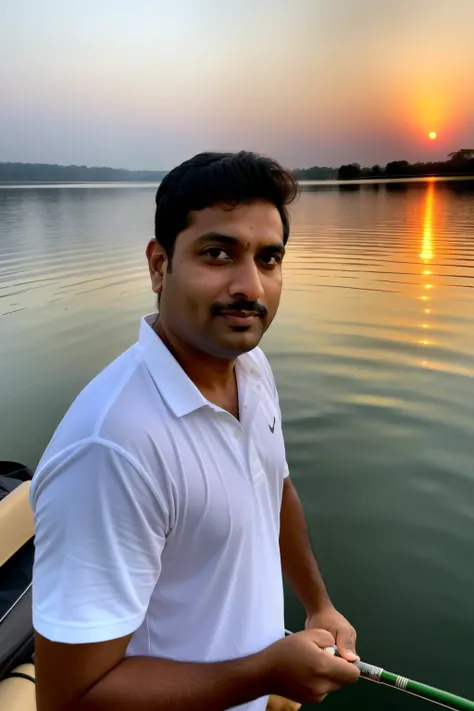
[137,314,257,418]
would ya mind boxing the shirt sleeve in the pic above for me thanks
[30,439,169,644]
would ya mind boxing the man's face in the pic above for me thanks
[147,199,286,358]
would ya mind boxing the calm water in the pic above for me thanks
[1,178,474,709]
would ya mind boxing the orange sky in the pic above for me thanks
[1,0,473,169]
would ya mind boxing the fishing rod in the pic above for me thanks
[284,630,474,711]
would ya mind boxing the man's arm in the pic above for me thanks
[279,477,330,613]
[34,632,268,711]
[279,477,358,660]
[35,628,360,711]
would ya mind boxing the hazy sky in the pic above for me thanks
[1,0,473,170]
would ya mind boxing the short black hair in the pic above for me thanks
[154,151,298,262]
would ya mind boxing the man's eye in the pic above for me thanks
[261,254,282,267]
[203,248,232,261]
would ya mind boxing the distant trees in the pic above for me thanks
[385,160,410,177]
[336,150,474,181]
[448,148,474,163]
[0,163,168,182]
[2,150,474,184]
[293,165,338,180]
[295,149,474,182]
[337,163,361,180]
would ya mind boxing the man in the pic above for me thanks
[31,151,360,711]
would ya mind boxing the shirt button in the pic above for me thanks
[234,430,240,438]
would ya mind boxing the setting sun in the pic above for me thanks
[429,131,437,140]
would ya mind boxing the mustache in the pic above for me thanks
[211,300,268,318]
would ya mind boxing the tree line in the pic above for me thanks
[0,162,168,182]
[333,149,474,181]
[1,150,473,183]
[293,149,474,180]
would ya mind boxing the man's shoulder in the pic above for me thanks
[31,343,175,510]
[37,344,163,466]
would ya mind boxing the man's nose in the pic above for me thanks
[228,259,264,303]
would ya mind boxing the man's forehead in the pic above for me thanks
[185,200,283,239]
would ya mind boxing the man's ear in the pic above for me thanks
[146,240,168,295]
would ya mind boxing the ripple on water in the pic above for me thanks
[2,179,474,707]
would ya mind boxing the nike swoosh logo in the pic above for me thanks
[269,417,276,434]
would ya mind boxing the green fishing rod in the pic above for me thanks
[285,630,474,711]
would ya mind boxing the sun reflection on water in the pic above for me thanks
[418,181,436,361]
[420,181,435,262]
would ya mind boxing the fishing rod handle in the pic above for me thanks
[324,645,383,682]
[324,645,474,710]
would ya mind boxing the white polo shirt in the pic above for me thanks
[30,314,289,711]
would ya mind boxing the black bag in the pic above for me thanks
[0,462,35,681]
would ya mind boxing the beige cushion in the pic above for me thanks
[266,695,302,711]
[0,663,36,710]
[0,482,35,567]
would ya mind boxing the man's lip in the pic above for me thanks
[218,311,260,320]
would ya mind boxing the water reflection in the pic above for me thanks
[420,181,435,262]
[419,181,435,354]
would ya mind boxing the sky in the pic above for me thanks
[1,0,473,170]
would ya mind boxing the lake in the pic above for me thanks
[1,177,474,710]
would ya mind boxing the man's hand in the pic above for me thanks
[305,604,359,663]
[262,628,360,704]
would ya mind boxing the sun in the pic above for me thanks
[429,131,437,140]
